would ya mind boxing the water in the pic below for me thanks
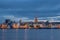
[0,29,60,40]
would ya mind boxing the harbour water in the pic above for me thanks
[0,29,60,40]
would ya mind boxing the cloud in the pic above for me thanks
[37,16,60,22]
[2,15,29,22]
[0,0,60,17]
[3,15,15,19]
[0,15,60,22]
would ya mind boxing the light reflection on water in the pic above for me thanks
[2,29,4,40]
[16,29,18,40]
[0,29,60,40]
[24,29,27,40]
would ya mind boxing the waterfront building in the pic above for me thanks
[45,21,50,28]
[0,17,60,29]
[24,23,29,28]
[34,17,40,28]
[5,19,11,24]
[29,24,34,28]
[4,19,16,29]
[34,17,38,23]
[48,23,53,28]
[45,21,49,25]
[51,22,60,28]
[0,24,1,28]
[39,24,44,28]
[19,22,29,29]
[19,19,22,25]
[1,23,8,29]
[12,23,19,29]
[28,21,34,28]
[57,24,60,28]
[33,24,40,29]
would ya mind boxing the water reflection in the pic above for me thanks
[1,29,60,40]
[2,29,4,40]
[16,29,18,40]
[51,29,53,40]
[24,29,27,40]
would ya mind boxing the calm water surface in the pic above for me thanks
[0,29,60,40]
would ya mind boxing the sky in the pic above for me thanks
[0,0,60,22]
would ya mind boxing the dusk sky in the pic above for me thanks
[0,0,60,22]
[0,1,60,40]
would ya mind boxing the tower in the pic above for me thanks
[34,17,38,23]
[19,19,22,25]
[5,19,11,24]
